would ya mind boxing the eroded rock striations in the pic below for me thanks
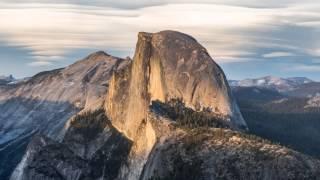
[9,31,320,180]
[106,31,247,138]
[105,31,248,179]
[0,51,130,179]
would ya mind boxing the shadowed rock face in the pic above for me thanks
[0,51,130,179]
[11,110,133,180]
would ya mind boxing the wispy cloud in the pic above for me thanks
[31,55,64,61]
[262,51,296,58]
[27,61,53,67]
[0,0,319,79]
[0,3,273,64]
[215,56,254,63]
[0,0,318,9]
[307,49,320,57]
[286,64,320,72]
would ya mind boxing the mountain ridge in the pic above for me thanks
[229,76,314,92]
[0,51,130,180]
[0,75,15,85]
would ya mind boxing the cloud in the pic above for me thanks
[0,3,273,62]
[307,49,320,57]
[215,56,255,63]
[0,0,319,9]
[262,51,296,58]
[27,61,53,67]
[31,55,64,61]
[286,64,320,72]
[0,0,320,78]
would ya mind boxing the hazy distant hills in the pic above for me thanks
[229,76,314,92]
[0,75,15,85]
[230,76,320,109]
[230,77,320,158]
[286,82,320,98]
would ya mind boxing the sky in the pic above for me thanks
[0,0,320,80]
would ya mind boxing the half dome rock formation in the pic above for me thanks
[8,31,320,180]
[104,31,248,179]
[106,31,247,140]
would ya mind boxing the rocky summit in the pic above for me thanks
[0,51,130,179]
[3,31,320,180]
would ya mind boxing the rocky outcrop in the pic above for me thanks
[141,128,320,180]
[0,51,129,143]
[0,51,130,179]
[104,31,248,179]
[106,31,247,138]
[11,109,133,180]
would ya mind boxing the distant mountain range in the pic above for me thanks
[229,76,314,92]
[230,76,320,159]
[230,76,320,109]
[0,75,30,86]
[0,75,15,85]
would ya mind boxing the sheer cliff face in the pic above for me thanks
[104,31,247,179]
[106,31,247,141]
[148,31,246,129]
